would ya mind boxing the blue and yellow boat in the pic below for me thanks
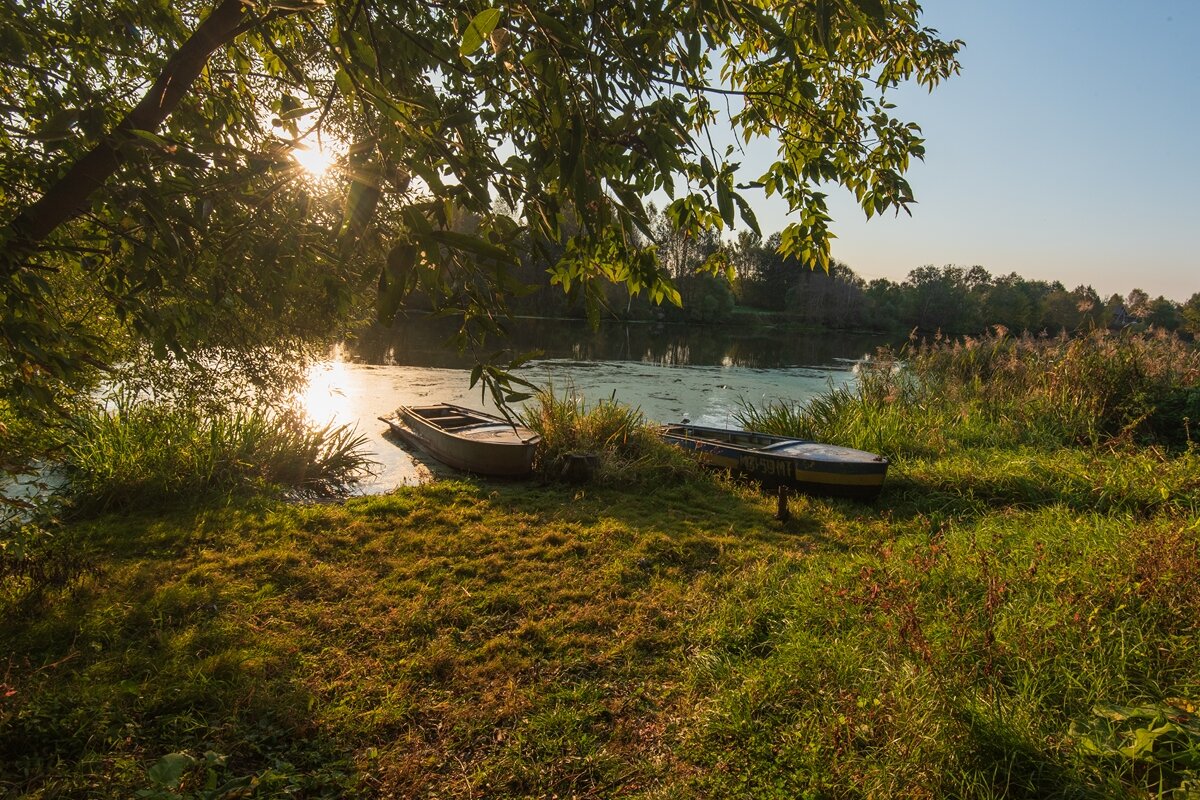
[658,423,888,500]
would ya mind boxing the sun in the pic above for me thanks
[292,143,334,178]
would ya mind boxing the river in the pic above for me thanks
[301,317,889,492]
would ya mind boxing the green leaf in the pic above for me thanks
[1120,725,1171,760]
[849,0,887,25]
[733,192,761,236]
[716,179,735,228]
[350,32,378,71]
[334,67,353,97]
[686,31,701,68]
[147,753,192,788]
[460,9,502,57]
[429,230,514,263]
[33,109,79,141]
[560,116,583,184]
[127,129,171,148]
[401,204,434,235]
[387,242,417,281]
[377,243,418,324]
[814,0,834,52]
[279,105,318,120]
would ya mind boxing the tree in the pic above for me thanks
[1125,288,1151,320]
[901,265,975,333]
[734,231,800,311]
[785,259,867,328]
[1038,286,1082,333]
[864,277,902,330]
[1071,285,1104,330]
[1182,293,1200,338]
[1143,296,1181,331]
[1,0,961,405]
[979,272,1032,332]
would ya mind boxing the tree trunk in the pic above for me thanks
[5,0,250,255]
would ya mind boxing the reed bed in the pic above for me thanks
[62,394,374,509]
[739,329,1200,455]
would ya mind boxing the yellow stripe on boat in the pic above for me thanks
[793,469,883,486]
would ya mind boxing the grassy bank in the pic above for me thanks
[2,332,1199,798]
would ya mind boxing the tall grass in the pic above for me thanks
[518,386,698,485]
[62,394,374,510]
[910,328,1200,447]
[739,329,1200,456]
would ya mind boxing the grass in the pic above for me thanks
[1,331,1198,797]
[60,394,375,510]
[738,328,1200,457]
[518,386,698,486]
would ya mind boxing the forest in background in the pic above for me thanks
[450,209,1200,336]
[400,208,1190,335]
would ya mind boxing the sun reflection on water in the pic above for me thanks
[300,360,351,426]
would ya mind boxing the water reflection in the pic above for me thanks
[345,316,889,371]
[315,317,892,493]
[301,360,352,426]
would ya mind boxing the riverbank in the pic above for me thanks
[3,442,1198,797]
[3,330,1198,797]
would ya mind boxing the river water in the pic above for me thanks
[302,317,889,492]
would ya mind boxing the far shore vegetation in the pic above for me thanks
[477,209,1200,338]
[4,328,1199,798]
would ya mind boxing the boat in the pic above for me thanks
[658,423,888,500]
[378,403,540,477]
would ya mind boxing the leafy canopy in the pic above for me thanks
[0,0,960,405]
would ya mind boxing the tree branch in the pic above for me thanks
[3,0,255,256]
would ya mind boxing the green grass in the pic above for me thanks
[3,456,1198,797]
[2,331,1199,797]
[518,386,698,486]
[60,395,375,510]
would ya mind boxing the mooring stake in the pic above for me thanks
[775,486,791,522]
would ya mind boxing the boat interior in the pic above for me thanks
[662,424,790,450]
[407,406,508,431]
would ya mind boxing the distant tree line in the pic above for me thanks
[399,209,1199,338]
[729,231,1199,337]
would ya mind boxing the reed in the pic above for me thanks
[910,328,1200,447]
[62,393,374,510]
[739,329,1200,455]
[517,386,698,485]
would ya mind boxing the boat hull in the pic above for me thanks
[380,404,540,478]
[659,423,888,500]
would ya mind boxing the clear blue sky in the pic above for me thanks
[745,0,1199,302]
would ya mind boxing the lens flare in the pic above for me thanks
[293,144,333,178]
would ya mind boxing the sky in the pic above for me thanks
[742,0,1199,302]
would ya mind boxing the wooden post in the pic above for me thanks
[561,451,600,484]
[775,486,791,522]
